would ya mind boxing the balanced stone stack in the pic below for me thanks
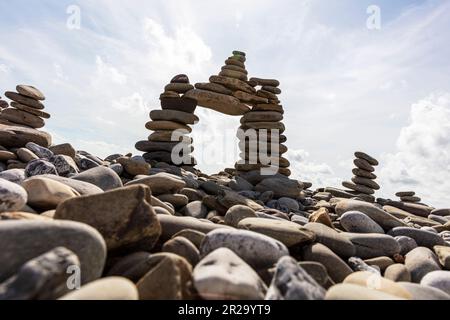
[184,51,258,116]
[1,85,50,129]
[135,75,197,166]
[396,191,422,204]
[235,78,290,177]
[342,152,380,202]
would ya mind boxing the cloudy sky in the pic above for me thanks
[1,0,450,207]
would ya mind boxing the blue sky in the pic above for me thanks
[1,0,450,206]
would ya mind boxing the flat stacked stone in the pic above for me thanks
[396,191,422,204]
[342,152,380,202]
[184,51,253,116]
[235,78,290,177]
[1,85,50,129]
[135,75,197,166]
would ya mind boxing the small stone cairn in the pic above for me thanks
[396,191,422,204]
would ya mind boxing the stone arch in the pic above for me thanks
[135,50,290,177]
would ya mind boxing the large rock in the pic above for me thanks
[59,277,138,300]
[388,227,446,249]
[136,253,194,300]
[72,166,123,191]
[200,228,289,270]
[405,247,442,283]
[22,176,80,211]
[184,89,250,116]
[193,248,267,300]
[302,243,353,283]
[0,220,106,284]
[0,178,27,212]
[0,124,52,148]
[339,211,384,234]
[238,218,315,248]
[0,247,79,300]
[304,223,356,258]
[342,233,401,259]
[266,256,326,300]
[54,185,161,252]
[126,173,186,196]
[335,200,406,231]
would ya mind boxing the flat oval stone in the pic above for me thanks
[145,120,192,132]
[342,181,374,195]
[352,168,376,179]
[304,222,356,258]
[431,208,450,217]
[238,217,316,248]
[354,151,378,166]
[126,172,186,195]
[16,85,45,100]
[171,74,190,84]
[39,174,102,195]
[1,108,45,128]
[342,233,401,259]
[150,109,198,125]
[60,277,138,300]
[11,102,50,118]
[325,283,405,300]
[194,248,267,300]
[4,92,45,109]
[354,158,375,172]
[405,247,441,283]
[72,166,123,191]
[0,124,52,148]
[0,220,106,284]
[0,169,26,184]
[351,176,380,190]
[388,227,445,248]
[340,211,385,234]
[200,228,289,270]
[0,178,27,212]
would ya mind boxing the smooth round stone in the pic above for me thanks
[241,121,285,133]
[342,233,401,259]
[219,69,247,81]
[160,97,197,113]
[22,176,80,210]
[396,191,415,197]
[354,152,378,166]
[302,243,353,283]
[0,220,106,284]
[194,248,267,300]
[16,85,45,101]
[179,188,206,202]
[158,215,232,242]
[0,150,17,161]
[0,124,52,148]
[298,262,332,288]
[395,236,418,255]
[72,166,123,191]
[0,178,27,212]
[4,92,45,109]
[60,277,138,300]
[335,199,406,230]
[238,217,315,248]
[225,58,245,68]
[364,256,394,272]
[1,108,45,128]
[342,181,374,195]
[126,173,186,196]
[351,176,380,190]
[388,227,446,248]
[385,264,412,282]
[11,102,50,119]
[222,64,248,74]
[261,86,281,94]
[434,246,450,269]
[340,211,384,234]
[352,168,376,179]
[224,205,257,227]
[431,208,450,217]
[16,148,38,162]
[182,200,208,219]
[148,130,192,143]
[162,236,200,266]
[164,83,194,94]
[343,271,412,299]
[276,197,299,212]
[172,229,205,249]
[145,120,192,132]
[116,156,150,176]
[0,169,26,184]
[55,185,161,252]
[401,196,421,202]
[420,271,450,295]
[325,283,405,300]
[254,177,302,199]
[304,223,355,258]
[171,74,189,84]
[200,228,289,270]
[39,175,102,196]
[228,176,253,192]
[49,143,76,158]
[353,158,375,172]
[398,282,450,300]
[405,247,441,283]
[266,256,326,300]
[150,109,198,125]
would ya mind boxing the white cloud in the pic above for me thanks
[379,93,450,208]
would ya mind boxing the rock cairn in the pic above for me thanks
[396,191,422,204]
[1,85,50,129]
[184,51,255,116]
[342,152,380,202]
[135,75,198,167]
[235,78,290,177]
